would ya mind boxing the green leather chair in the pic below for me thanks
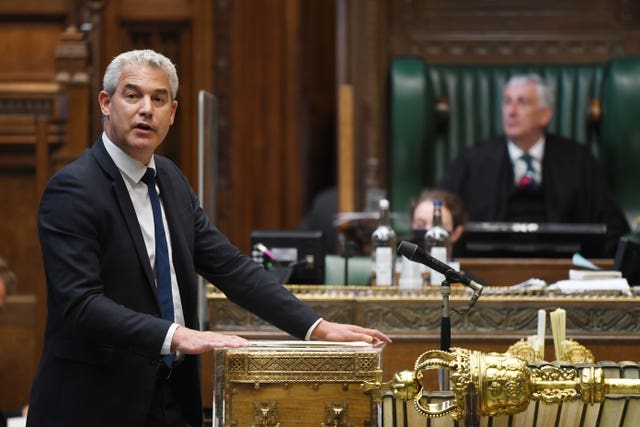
[324,254,372,285]
[601,58,640,220]
[389,57,640,219]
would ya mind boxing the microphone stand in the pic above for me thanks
[439,278,452,391]
[464,382,480,426]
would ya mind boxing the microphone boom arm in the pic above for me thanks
[397,241,484,310]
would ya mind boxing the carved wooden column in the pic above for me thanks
[81,0,107,141]
[53,24,90,174]
[337,0,388,212]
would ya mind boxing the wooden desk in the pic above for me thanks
[326,255,614,286]
[204,262,638,408]
[458,257,614,286]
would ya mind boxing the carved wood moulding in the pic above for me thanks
[212,0,233,234]
[0,98,55,116]
[392,33,626,63]
[211,300,356,331]
[209,289,640,336]
[55,25,89,84]
[0,83,63,116]
[388,0,635,31]
[363,303,640,335]
[0,83,66,164]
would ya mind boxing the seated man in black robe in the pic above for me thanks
[439,74,629,257]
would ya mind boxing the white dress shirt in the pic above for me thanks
[102,133,184,355]
[507,137,545,186]
[103,133,321,346]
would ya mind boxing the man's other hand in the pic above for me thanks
[311,320,392,348]
[171,327,250,354]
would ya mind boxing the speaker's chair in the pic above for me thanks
[389,57,640,221]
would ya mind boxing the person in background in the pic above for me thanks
[410,189,467,257]
[27,49,390,427]
[395,189,468,287]
[439,73,629,257]
[0,257,28,426]
[0,256,16,310]
[298,187,338,255]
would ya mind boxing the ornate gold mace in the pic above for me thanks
[385,347,640,420]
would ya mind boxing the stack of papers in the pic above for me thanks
[569,269,622,280]
[249,340,373,348]
[548,278,631,295]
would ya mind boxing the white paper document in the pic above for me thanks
[548,278,631,295]
[248,340,373,348]
[568,269,622,280]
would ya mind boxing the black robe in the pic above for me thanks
[439,133,630,257]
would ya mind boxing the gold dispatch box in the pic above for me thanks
[213,341,382,426]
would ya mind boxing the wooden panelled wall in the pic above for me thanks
[2,0,639,412]
[98,0,336,247]
[342,0,640,211]
[0,0,336,410]
[0,1,70,411]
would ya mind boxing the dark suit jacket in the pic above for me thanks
[27,138,320,427]
[439,134,630,256]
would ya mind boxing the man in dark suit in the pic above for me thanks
[440,74,629,256]
[26,49,390,427]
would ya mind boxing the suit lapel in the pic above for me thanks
[91,138,156,292]
[488,137,513,221]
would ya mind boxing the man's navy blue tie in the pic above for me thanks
[142,168,176,367]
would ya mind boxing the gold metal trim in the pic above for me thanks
[251,401,279,427]
[225,349,380,384]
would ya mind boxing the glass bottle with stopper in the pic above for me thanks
[424,199,451,285]
[371,198,397,286]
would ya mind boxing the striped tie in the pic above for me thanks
[518,153,537,190]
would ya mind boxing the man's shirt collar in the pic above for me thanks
[507,136,545,163]
[102,132,156,183]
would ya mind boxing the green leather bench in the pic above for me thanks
[389,57,640,221]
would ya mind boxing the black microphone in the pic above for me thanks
[397,241,484,307]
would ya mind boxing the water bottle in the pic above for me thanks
[371,198,397,286]
[424,199,451,285]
